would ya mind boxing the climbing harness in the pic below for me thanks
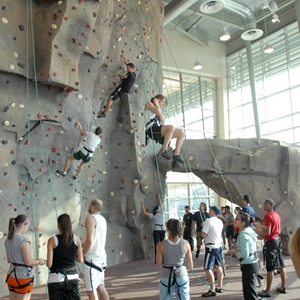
[161,265,187,300]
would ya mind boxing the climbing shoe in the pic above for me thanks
[97,112,106,118]
[73,175,79,180]
[173,154,184,164]
[202,290,216,297]
[56,170,66,177]
[162,150,172,160]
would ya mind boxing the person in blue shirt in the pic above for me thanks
[241,195,256,219]
[228,211,259,300]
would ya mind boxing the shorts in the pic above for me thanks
[204,247,223,270]
[73,150,92,163]
[84,264,105,291]
[196,231,204,248]
[159,276,189,300]
[6,274,34,294]
[110,87,124,101]
[48,279,80,300]
[226,225,234,238]
[147,126,164,145]
[264,238,286,272]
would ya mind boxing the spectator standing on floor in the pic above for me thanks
[223,205,235,251]
[201,206,224,297]
[83,198,110,300]
[255,199,287,298]
[5,214,46,299]
[141,193,166,263]
[242,195,256,219]
[156,218,193,300]
[289,226,300,278]
[228,211,259,300]
[192,202,210,258]
[47,214,83,299]
[182,206,194,251]
[220,206,227,248]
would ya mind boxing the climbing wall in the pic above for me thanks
[0,0,165,296]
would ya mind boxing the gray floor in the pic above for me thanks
[1,242,299,299]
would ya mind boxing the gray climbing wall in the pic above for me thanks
[158,139,300,253]
[0,0,165,296]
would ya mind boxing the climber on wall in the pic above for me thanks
[97,52,136,118]
[56,122,102,180]
[144,94,185,164]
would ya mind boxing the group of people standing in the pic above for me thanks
[143,194,289,300]
[5,198,109,300]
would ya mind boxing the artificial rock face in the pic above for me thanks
[0,0,165,296]
[158,139,300,253]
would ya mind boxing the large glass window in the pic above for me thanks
[227,22,300,144]
[162,72,217,220]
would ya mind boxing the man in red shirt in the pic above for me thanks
[255,199,287,298]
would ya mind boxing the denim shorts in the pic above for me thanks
[159,276,190,300]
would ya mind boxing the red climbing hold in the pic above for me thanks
[52,147,58,153]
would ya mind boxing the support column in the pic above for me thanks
[245,41,261,139]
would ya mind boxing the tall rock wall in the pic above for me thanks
[0,0,165,296]
[158,139,300,253]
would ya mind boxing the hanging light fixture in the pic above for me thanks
[220,26,231,41]
[263,8,274,54]
[193,59,203,70]
[264,44,274,54]
[272,14,280,23]
[192,26,203,70]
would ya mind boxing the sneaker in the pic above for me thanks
[276,287,287,294]
[73,175,79,180]
[97,112,106,118]
[258,290,271,297]
[56,170,66,177]
[215,287,223,293]
[173,154,184,164]
[195,249,200,258]
[162,150,172,160]
[202,290,216,297]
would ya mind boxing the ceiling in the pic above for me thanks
[163,0,298,55]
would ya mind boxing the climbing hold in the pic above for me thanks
[8,203,13,206]
[8,64,15,70]
[2,17,8,23]
[18,104,24,108]
[144,234,148,239]
[188,156,193,161]
[13,52,18,58]
[110,192,114,196]
[40,70,45,75]
[77,94,83,99]
[51,24,57,29]
[133,179,138,184]
[0,232,3,239]
[10,103,15,107]
[19,182,25,186]
[58,52,63,57]
[39,168,45,172]
[52,147,58,153]
[57,0,63,5]
[64,16,68,21]
[3,120,9,126]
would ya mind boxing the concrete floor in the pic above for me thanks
[1,243,299,299]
